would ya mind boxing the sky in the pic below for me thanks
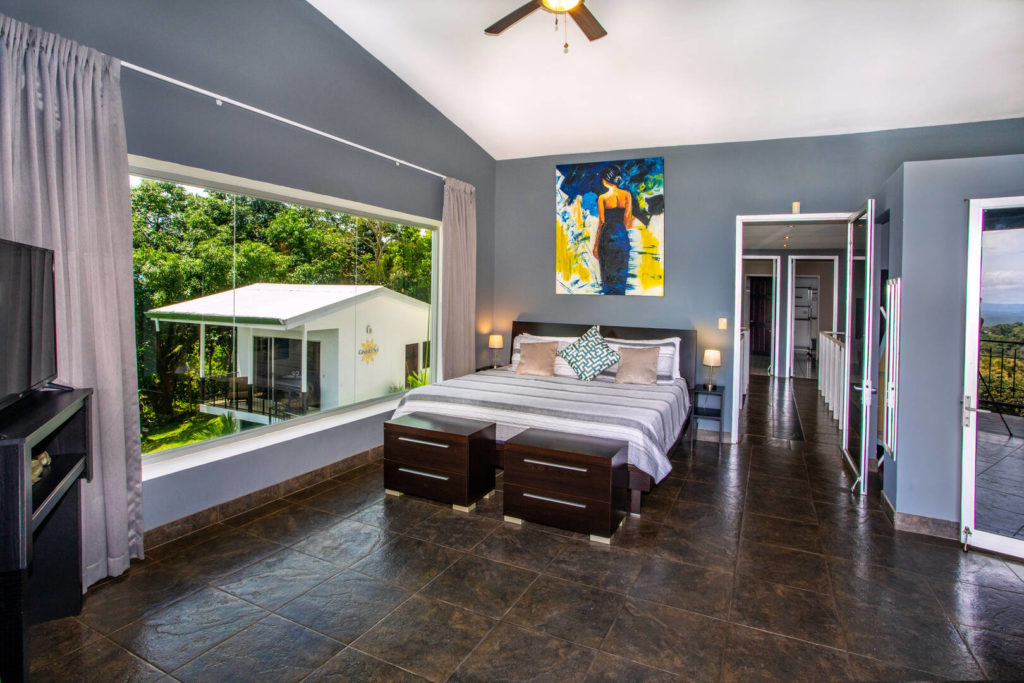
[981,227,1024,305]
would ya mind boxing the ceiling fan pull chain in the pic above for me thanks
[563,14,569,53]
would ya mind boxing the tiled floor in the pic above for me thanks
[30,377,1024,681]
[975,411,1024,538]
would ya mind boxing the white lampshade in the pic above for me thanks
[703,349,722,368]
[488,334,504,349]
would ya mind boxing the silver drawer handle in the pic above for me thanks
[398,467,450,481]
[398,436,450,449]
[523,492,586,509]
[523,458,588,473]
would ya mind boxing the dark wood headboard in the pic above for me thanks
[509,320,699,389]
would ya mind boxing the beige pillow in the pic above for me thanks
[614,346,659,385]
[515,341,558,376]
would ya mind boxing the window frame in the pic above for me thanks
[129,155,440,469]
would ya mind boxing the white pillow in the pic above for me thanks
[510,333,578,378]
[600,336,681,383]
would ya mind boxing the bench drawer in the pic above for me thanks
[504,483,615,537]
[383,460,468,506]
[384,430,468,473]
[503,445,609,500]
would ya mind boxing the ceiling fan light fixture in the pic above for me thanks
[541,0,582,13]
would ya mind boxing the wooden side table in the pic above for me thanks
[692,385,725,450]
[383,412,495,512]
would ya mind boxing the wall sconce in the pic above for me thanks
[488,334,504,369]
[718,317,728,330]
[702,348,722,390]
[365,325,372,335]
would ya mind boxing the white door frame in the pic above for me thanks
[961,194,1024,558]
[786,255,840,377]
[732,213,851,443]
[741,255,781,377]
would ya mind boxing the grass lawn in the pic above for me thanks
[142,413,237,453]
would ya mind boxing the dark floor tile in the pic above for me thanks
[472,524,567,571]
[420,554,537,618]
[677,479,745,508]
[601,599,726,681]
[144,524,230,561]
[748,455,808,481]
[468,489,504,519]
[351,535,462,590]
[907,543,1024,593]
[450,622,594,681]
[172,614,340,682]
[828,556,946,619]
[284,479,341,503]
[405,508,499,550]
[663,499,743,538]
[305,647,427,682]
[29,617,102,675]
[584,652,679,682]
[346,495,441,532]
[647,476,683,500]
[930,580,1024,637]
[276,569,411,643]
[109,587,266,672]
[629,556,732,618]
[744,488,818,524]
[958,624,1024,681]
[239,503,339,546]
[719,624,851,683]
[300,483,383,517]
[292,518,397,568]
[220,498,296,527]
[844,653,938,682]
[80,563,206,634]
[636,492,675,523]
[332,463,383,488]
[159,529,282,582]
[505,575,625,648]
[609,516,665,554]
[838,599,983,679]
[741,512,822,554]
[30,635,164,682]
[212,548,339,610]
[653,521,738,572]
[545,543,645,593]
[815,502,894,537]
[747,470,814,500]
[352,595,493,682]
[730,576,845,648]
[736,542,831,593]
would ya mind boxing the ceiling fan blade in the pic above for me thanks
[569,4,607,41]
[485,0,543,36]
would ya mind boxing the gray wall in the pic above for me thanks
[493,120,1024,435]
[891,155,1024,523]
[0,0,497,529]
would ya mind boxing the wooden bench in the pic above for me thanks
[502,428,629,542]
[383,412,495,512]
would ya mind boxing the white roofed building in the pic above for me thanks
[146,283,431,424]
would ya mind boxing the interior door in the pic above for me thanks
[961,196,1024,559]
[749,276,772,355]
[843,200,876,495]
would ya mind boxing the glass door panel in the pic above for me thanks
[962,197,1024,558]
[843,200,875,495]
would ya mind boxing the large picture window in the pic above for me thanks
[131,173,435,455]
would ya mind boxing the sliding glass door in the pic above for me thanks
[843,200,876,495]
[961,196,1024,559]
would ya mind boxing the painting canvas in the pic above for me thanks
[556,157,665,296]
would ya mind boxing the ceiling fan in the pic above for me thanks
[485,0,608,48]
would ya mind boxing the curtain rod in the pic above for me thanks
[121,61,447,181]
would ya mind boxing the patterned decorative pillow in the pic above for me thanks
[557,326,621,381]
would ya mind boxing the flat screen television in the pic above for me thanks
[0,238,57,412]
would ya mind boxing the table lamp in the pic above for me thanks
[703,348,721,390]
[488,334,504,368]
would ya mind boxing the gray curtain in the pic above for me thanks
[0,14,143,587]
[441,178,477,379]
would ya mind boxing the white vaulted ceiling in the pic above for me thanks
[306,0,1024,160]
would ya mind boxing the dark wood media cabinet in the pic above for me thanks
[503,428,629,542]
[383,412,496,512]
[0,388,92,683]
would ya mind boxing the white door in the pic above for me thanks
[961,195,1024,558]
[843,200,876,495]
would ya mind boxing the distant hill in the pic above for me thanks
[981,302,1024,326]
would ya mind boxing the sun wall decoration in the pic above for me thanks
[359,337,379,364]
[555,157,665,296]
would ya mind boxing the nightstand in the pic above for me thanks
[691,385,725,451]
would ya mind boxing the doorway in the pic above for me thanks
[741,256,780,378]
[786,256,840,380]
[961,195,1024,558]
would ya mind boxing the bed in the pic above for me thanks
[391,321,696,513]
